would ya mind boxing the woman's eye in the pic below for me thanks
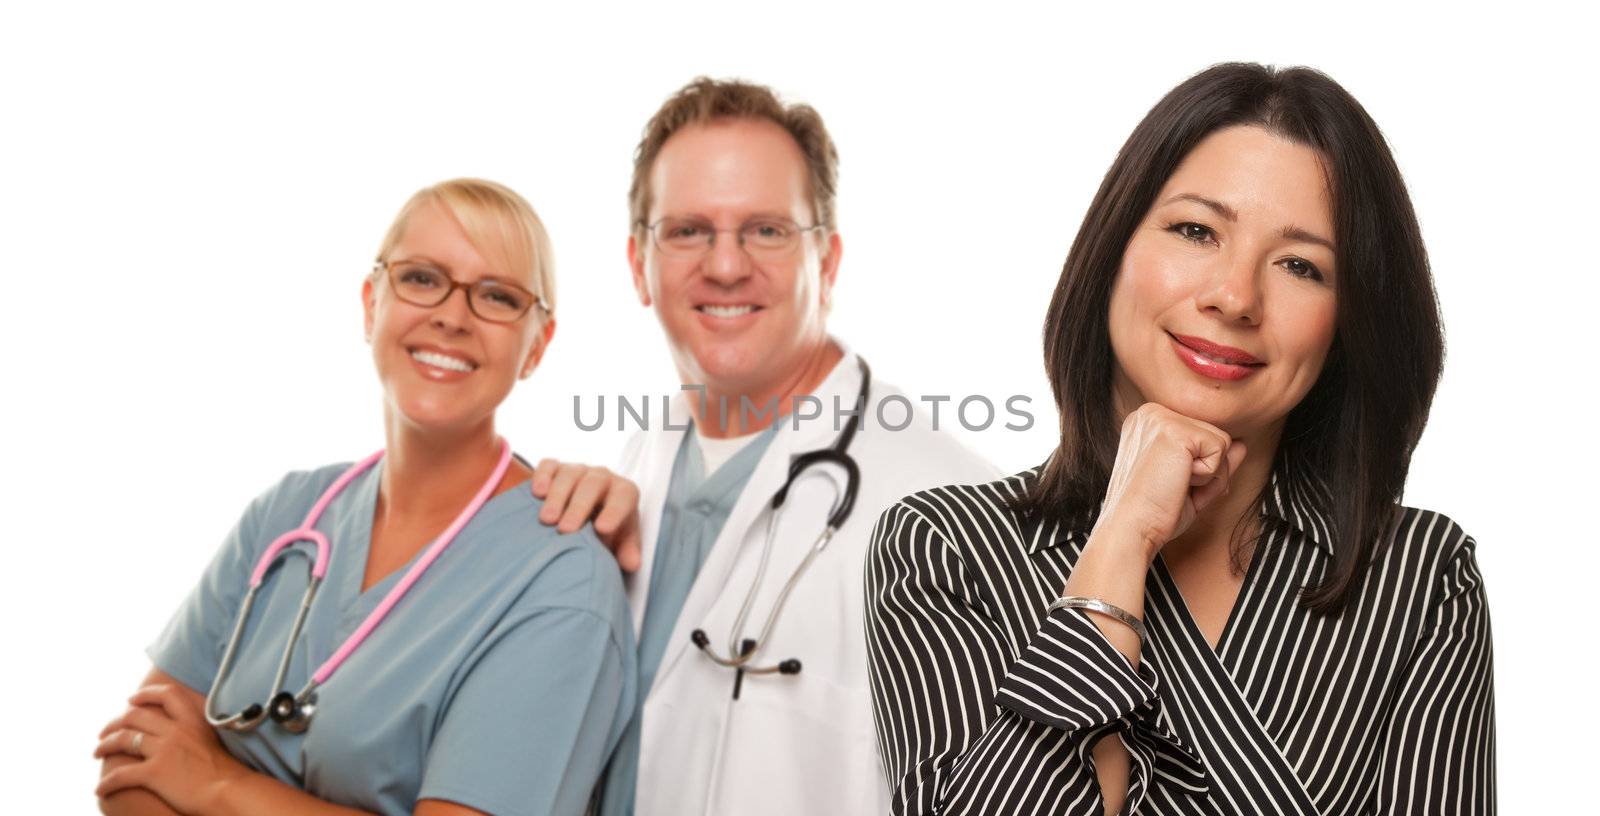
[486,289,523,308]
[1282,257,1325,282]
[399,268,443,286]
[1169,222,1216,244]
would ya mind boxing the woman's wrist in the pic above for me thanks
[1060,519,1152,669]
[200,756,252,816]
[1087,505,1164,566]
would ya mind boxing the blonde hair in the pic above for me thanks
[376,178,556,315]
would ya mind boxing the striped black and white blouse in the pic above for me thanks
[865,462,1494,815]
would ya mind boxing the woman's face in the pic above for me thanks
[1108,124,1338,441]
[362,201,554,435]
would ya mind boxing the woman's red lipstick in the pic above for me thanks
[1168,332,1264,381]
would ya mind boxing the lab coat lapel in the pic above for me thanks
[625,407,689,634]
[1143,558,1322,816]
[649,350,863,692]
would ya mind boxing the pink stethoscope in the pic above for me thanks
[204,439,514,734]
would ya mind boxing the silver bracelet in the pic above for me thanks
[1047,596,1148,649]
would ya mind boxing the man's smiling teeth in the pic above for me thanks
[411,349,476,372]
[698,304,757,318]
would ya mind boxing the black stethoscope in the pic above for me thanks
[690,357,867,698]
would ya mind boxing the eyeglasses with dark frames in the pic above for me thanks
[373,259,550,324]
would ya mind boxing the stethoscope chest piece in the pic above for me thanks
[269,691,316,733]
[690,358,870,697]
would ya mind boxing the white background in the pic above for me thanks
[3,1,1593,810]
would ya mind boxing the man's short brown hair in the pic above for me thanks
[629,77,840,236]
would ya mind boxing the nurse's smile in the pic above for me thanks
[408,345,479,381]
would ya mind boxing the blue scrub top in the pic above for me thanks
[149,461,637,816]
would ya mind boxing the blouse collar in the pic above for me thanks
[1259,456,1336,555]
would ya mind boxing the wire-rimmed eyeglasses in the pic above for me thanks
[373,259,551,323]
[642,216,826,261]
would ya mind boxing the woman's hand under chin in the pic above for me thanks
[95,682,248,813]
[1096,402,1249,562]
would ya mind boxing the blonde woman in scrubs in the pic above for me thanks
[94,179,636,816]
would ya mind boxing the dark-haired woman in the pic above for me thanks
[866,64,1493,815]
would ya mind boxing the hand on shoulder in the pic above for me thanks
[529,459,642,572]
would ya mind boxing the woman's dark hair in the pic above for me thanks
[1019,63,1444,614]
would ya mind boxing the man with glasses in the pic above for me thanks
[537,78,997,816]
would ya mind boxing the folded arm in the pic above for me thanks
[865,501,1201,816]
[97,668,387,816]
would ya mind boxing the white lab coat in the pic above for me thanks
[617,343,1001,816]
